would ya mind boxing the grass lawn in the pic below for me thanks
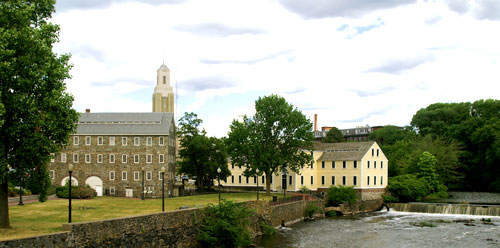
[0,192,286,241]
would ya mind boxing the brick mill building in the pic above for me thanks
[48,63,177,198]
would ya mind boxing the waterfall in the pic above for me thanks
[388,203,500,216]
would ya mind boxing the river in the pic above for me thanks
[256,211,500,248]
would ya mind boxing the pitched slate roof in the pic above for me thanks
[76,112,174,135]
[315,141,375,161]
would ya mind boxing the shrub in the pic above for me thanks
[325,210,337,217]
[325,186,358,207]
[260,223,277,236]
[198,200,254,248]
[299,186,310,194]
[382,195,399,203]
[56,185,97,199]
[305,202,320,218]
[387,174,431,202]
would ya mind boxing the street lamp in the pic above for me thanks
[161,166,166,212]
[256,168,260,200]
[18,172,24,206]
[141,167,145,200]
[217,167,221,204]
[68,163,74,223]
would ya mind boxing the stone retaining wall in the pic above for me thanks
[447,192,500,204]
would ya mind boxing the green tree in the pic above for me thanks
[369,125,416,146]
[0,0,78,228]
[226,95,314,196]
[198,200,254,248]
[177,112,230,191]
[323,127,343,143]
[412,99,500,191]
[408,151,439,192]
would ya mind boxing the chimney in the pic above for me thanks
[85,109,91,113]
[314,114,317,132]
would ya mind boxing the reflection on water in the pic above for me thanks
[256,211,500,248]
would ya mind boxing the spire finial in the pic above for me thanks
[162,52,164,65]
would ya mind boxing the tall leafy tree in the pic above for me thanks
[226,95,314,196]
[0,0,79,228]
[412,99,500,191]
[323,127,343,143]
[177,112,230,191]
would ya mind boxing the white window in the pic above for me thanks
[61,153,66,163]
[353,176,357,186]
[122,171,127,181]
[381,161,384,169]
[122,154,128,164]
[109,136,115,146]
[367,176,370,186]
[159,154,165,163]
[110,187,115,195]
[109,171,115,180]
[97,136,103,145]
[73,154,78,163]
[50,170,55,179]
[122,137,127,146]
[159,137,165,146]
[146,154,152,163]
[134,154,139,164]
[134,137,140,146]
[85,136,91,145]
[146,171,152,180]
[50,153,55,163]
[97,154,103,163]
[110,154,115,163]
[134,171,140,181]
[73,136,79,145]
[147,137,152,146]
[159,171,164,180]
[85,154,91,163]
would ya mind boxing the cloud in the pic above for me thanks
[367,56,434,74]
[352,87,396,97]
[200,50,291,64]
[71,45,106,62]
[55,0,183,12]
[278,0,416,19]
[179,76,235,91]
[445,0,500,21]
[174,23,264,37]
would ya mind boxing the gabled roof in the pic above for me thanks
[315,141,375,161]
[76,112,174,135]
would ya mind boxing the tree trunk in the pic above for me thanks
[265,172,271,196]
[0,178,11,228]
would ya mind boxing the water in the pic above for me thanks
[256,211,500,248]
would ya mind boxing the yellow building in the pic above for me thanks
[220,141,388,200]
[152,63,174,113]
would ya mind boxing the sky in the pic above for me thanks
[52,0,500,137]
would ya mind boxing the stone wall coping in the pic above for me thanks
[62,207,200,231]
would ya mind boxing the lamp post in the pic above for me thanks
[18,174,24,206]
[256,168,259,200]
[141,167,145,200]
[161,166,166,212]
[68,164,74,223]
[217,167,221,204]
